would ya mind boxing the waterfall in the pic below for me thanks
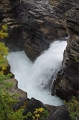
[7,41,67,105]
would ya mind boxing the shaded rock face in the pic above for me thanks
[45,105,71,120]
[16,0,67,60]
[23,97,48,116]
[0,0,67,60]
[52,0,79,101]
[1,0,79,101]
[0,0,25,50]
[24,42,41,61]
[0,0,12,22]
[23,98,71,120]
[52,71,78,101]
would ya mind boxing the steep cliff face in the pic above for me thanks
[1,0,79,101]
[0,0,23,50]
[52,0,79,101]
[0,0,67,60]
[0,0,27,101]
[0,0,12,22]
[17,0,67,60]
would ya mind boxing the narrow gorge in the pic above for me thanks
[0,0,79,120]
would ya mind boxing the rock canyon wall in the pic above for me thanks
[52,0,79,101]
[0,0,79,101]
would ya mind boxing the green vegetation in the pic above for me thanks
[0,24,9,39]
[0,24,25,120]
[0,24,49,120]
[0,24,9,72]
[64,96,79,120]
[25,107,49,120]
[74,57,79,63]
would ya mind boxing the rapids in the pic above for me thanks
[7,41,67,105]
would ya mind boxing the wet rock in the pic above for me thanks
[24,41,41,61]
[22,99,72,120]
[52,71,78,101]
[52,0,79,101]
[23,97,48,116]
[15,98,72,120]
[1,0,79,102]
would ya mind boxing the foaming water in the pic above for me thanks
[7,41,67,105]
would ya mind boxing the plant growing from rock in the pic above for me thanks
[64,96,79,120]
[0,24,9,39]
[74,57,79,63]
[0,24,50,120]
[25,107,49,120]
[0,24,27,120]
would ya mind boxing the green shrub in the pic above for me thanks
[25,107,49,120]
[64,96,79,120]
[0,24,25,120]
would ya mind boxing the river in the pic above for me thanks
[7,41,67,105]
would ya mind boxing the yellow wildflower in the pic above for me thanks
[32,116,35,120]
[2,24,8,31]
[34,111,37,114]
[2,66,5,70]
[38,107,44,112]
[36,114,40,118]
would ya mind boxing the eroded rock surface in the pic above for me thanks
[0,0,67,60]
[23,98,71,120]
[45,105,71,120]
[52,0,79,101]
[16,0,67,60]
[6,78,27,100]
[1,0,79,102]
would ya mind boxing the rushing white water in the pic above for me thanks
[7,41,67,106]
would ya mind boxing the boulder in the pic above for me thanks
[23,98,71,120]
[45,105,71,120]
[24,41,41,61]
[23,97,48,116]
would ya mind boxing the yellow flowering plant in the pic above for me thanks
[0,24,27,120]
[0,24,49,120]
[25,107,49,120]
[0,24,9,39]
